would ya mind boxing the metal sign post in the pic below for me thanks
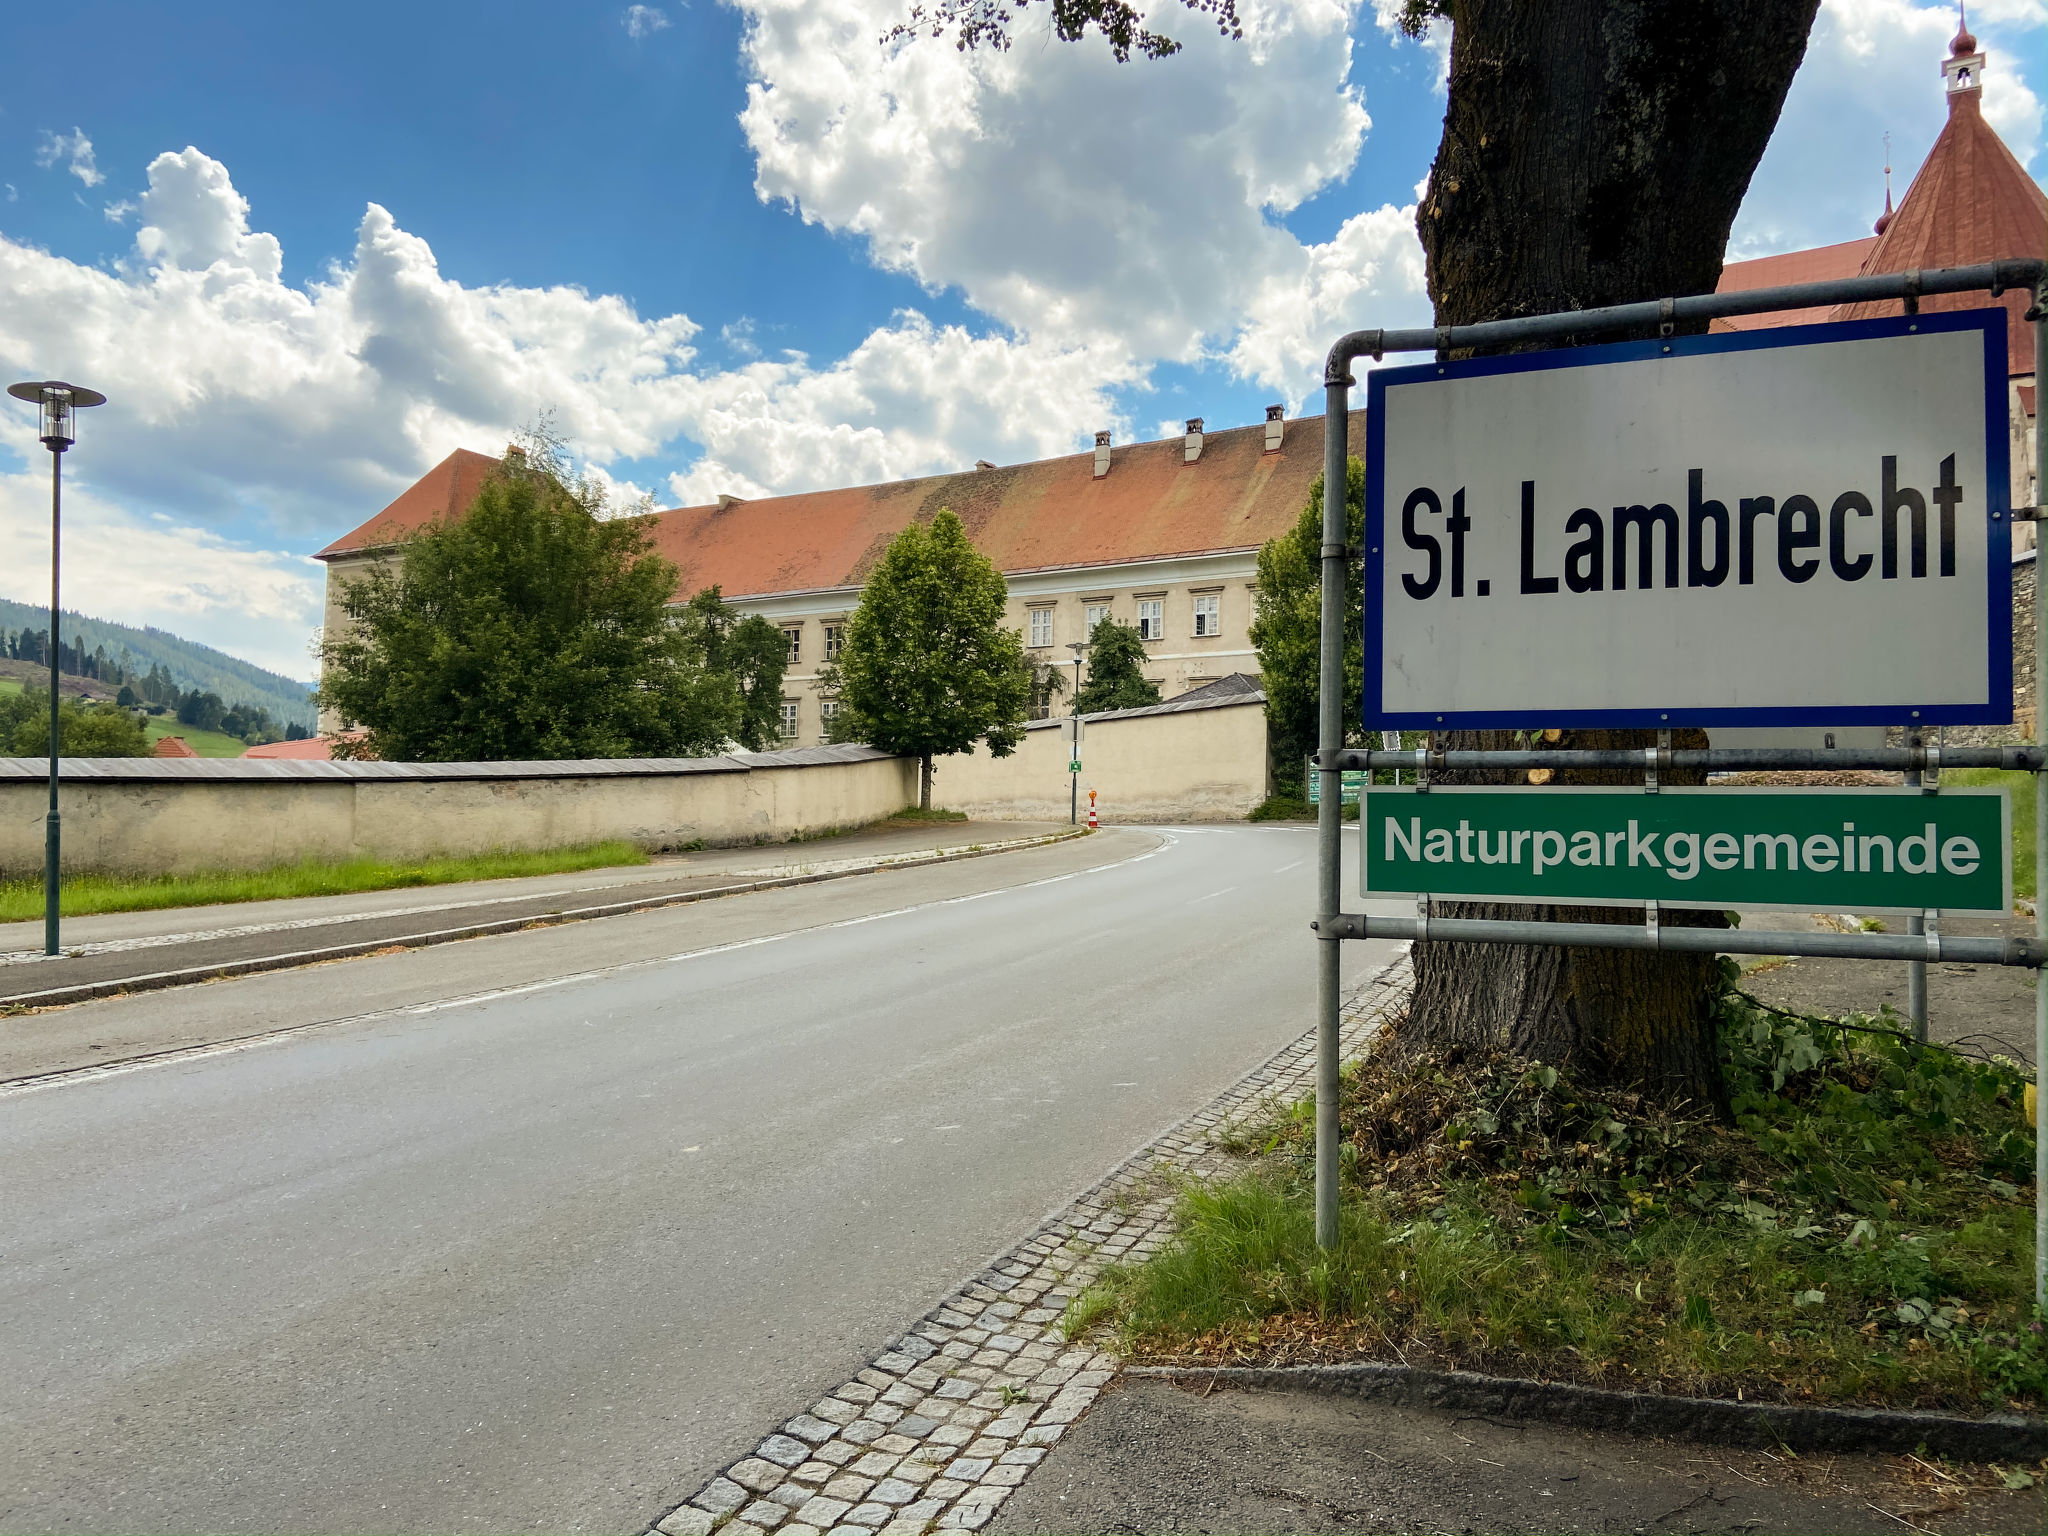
[1310,261,2048,1318]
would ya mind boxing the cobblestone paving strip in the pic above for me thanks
[651,947,1416,1536]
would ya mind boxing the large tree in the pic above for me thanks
[1072,619,1161,714]
[4,696,151,757]
[1397,0,1821,1113]
[919,0,1823,1108]
[674,585,795,753]
[820,509,1031,808]
[317,460,771,762]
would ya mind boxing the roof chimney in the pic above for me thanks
[1263,404,1285,453]
[975,459,997,471]
[717,493,745,511]
[1183,418,1204,464]
[1092,430,1112,479]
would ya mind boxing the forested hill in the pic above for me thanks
[0,598,315,729]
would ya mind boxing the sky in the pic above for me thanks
[0,0,2041,683]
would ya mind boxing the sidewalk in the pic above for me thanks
[0,819,1073,1012]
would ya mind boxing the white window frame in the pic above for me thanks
[1136,598,1164,641]
[820,699,841,737]
[1084,603,1111,634]
[782,626,802,665]
[1028,607,1054,648]
[1192,593,1221,638]
[779,699,800,739]
[823,624,843,662]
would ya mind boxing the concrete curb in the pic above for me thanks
[1,828,1089,1012]
[1124,1362,2046,1462]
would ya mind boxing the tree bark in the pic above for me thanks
[921,753,934,810]
[1406,0,1820,1113]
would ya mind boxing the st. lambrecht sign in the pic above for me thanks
[1363,311,2012,728]
[1361,786,2010,914]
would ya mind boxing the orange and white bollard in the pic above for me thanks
[1087,789,1099,829]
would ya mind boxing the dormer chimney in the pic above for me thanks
[1944,10,1984,109]
[1092,430,1112,479]
[1263,404,1285,453]
[1183,418,1204,464]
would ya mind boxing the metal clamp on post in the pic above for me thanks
[1926,909,1942,963]
[1645,899,1660,947]
[1924,745,1942,792]
[1416,894,1431,945]
[1903,269,1922,316]
[1415,748,1431,793]
[1644,745,1660,793]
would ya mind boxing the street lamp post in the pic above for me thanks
[1066,640,1087,825]
[8,381,107,957]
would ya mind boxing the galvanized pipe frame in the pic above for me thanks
[1316,912,2043,968]
[1313,262,2048,1286]
[1328,746,2044,773]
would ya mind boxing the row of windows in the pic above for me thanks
[777,697,841,741]
[781,624,844,667]
[1030,593,1222,648]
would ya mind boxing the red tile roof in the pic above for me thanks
[314,448,501,560]
[242,737,335,759]
[1829,87,2047,378]
[316,414,1353,600]
[1712,238,1878,331]
[151,735,197,758]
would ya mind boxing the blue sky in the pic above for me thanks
[0,0,2041,680]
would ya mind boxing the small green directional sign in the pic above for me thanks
[1069,760,1082,773]
[1361,786,2008,913]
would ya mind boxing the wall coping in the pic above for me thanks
[0,742,900,784]
[1025,683,1267,731]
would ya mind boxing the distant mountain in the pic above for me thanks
[0,598,315,730]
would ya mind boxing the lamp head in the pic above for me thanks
[8,381,106,451]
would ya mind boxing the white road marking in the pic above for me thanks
[1272,859,1305,874]
[1186,887,1237,904]
[2,833,1180,1098]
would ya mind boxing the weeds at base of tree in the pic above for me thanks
[0,840,651,921]
[1066,974,2045,1415]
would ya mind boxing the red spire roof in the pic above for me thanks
[1828,53,2046,377]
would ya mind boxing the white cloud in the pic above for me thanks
[0,471,324,680]
[1733,0,2044,256]
[732,0,1421,375]
[624,4,673,38]
[34,128,104,188]
[102,199,136,224]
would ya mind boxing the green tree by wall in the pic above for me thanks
[1072,619,1160,714]
[674,586,790,752]
[317,459,753,761]
[5,697,151,757]
[1248,457,1364,782]
[819,508,1030,808]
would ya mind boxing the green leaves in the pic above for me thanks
[1249,457,1364,774]
[821,509,1030,797]
[316,465,776,761]
[1072,618,1159,714]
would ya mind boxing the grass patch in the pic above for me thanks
[1249,794,1356,822]
[0,840,649,920]
[888,806,969,823]
[142,717,253,758]
[1946,767,2036,901]
[1075,979,2044,1414]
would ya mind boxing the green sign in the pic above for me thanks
[1069,760,1082,773]
[1307,768,1366,806]
[1361,786,2008,913]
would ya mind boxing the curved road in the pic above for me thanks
[0,824,1387,1532]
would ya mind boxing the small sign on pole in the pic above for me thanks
[1362,785,2010,914]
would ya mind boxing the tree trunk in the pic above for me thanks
[1406,0,1819,1112]
[920,753,933,810]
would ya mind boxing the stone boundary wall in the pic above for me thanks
[0,746,920,878]
[933,694,1270,823]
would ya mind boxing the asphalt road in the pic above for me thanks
[0,823,1387,1533]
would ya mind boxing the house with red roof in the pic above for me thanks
[317,24,2041,747]
[317,408,1342,742]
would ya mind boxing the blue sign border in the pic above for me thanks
[1362,309,2013,730]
